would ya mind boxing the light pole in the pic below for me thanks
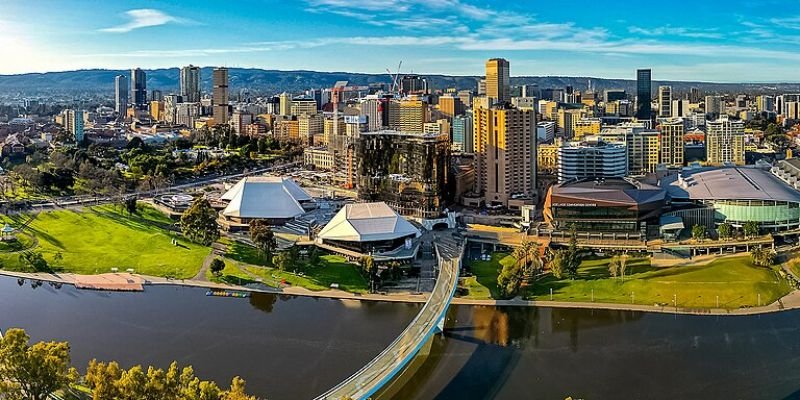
[550,287,553,301]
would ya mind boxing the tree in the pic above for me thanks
[361,255,376,292]
[550,250,565,279]
[497,258,524,298]
[691,224,706,242]
[18,251,49,273]
[249,220,276,265]
[562,229,582,280]
[180,198,219,246]
[750,246,775,267]
[272,252,289,271]
[223,377,256,400]
[618,254,629,281]
[608,256,619,278]
[718,223,733,240]
[308,247,321,267]
[743,221,759,239]
[210,258,225,276]
[0,328,77,400]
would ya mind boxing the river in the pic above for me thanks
[2,276,800,399]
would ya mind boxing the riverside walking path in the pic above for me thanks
[3,269,800,316]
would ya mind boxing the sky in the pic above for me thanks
[2,0,800,82]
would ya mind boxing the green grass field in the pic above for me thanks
[529,255,791,309]
[242,254,369,293]
[461,252,516,299]
[0,205,209,278]
[461,252,792,309]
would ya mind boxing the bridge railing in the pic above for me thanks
[314,256,460,400]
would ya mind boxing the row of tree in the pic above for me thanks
[692,221,760,242]
[0,328,256,400]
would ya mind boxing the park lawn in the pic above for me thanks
[243,254,369,293]
[207,259,258,286]
[461,252,516,299]
[0,204,209,278]
[527,255,792,309]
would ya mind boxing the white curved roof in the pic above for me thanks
[317,202,420,242]
[222,177,312,219]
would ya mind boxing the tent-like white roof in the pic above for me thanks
[222,176,312,219]
[317,202,420,242]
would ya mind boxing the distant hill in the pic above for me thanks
[1,67,799,97]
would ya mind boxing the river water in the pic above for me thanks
[2,277,800,399]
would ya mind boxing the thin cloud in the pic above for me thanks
[100,9,188,33]
[628,25,722,39]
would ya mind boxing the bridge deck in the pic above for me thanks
[315,249,460,400]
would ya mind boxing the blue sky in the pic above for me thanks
[2,0,800,82]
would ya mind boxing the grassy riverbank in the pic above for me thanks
[0,205,209,278]
[462,253,792,309]
[217,240,369,293]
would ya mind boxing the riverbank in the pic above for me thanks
[4,268,800,316]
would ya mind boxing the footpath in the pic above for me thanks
[4,269,800,316]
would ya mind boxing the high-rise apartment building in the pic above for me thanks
[658,86,672,117]
[706,117,745,165]
[66,109,86,142]
[114,75,128,119]
[212,67,229,124]
[131,68,147,108]
[291,96,317,116]
[473,103,536,207]
[659,118,685,167]
[399,75,428,95]
[180,65,201,103]
[485,58,510,103]
[635,69,652,120]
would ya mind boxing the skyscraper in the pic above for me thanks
[485,58,510,103]
[131,68,147,108]
[658,86,672,117]
[635,69,652,120]
[212,67,229,124]
[473,102,535,207]
[114,75,128,119]
[180,65,201,103]
[399,75,428,95]
[659,118,685,167]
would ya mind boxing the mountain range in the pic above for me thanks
[2,67,800,97]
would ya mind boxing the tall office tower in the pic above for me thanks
[212,67,229,124]
[477,79,486,96]
[659,118,685,167]
[438,94,462,120]
[757,95,775,113]
[114,75,128,119]
[604,89,627,103]
[689,87,701,103]
[473,102,536,207]
[399,97,427,133]
[180,65,201,103]
[291,96,317,116]
[671,99,691,118]
[704,95,725,118]
[357,97,382,132]
[150,90,163,102]
[279,92,292,116]
[399,75,429,95]
[452,114,473,153]
[131,68,147,108]
[635,69,652,120]
[706,117,745,165]
[485,58,510,103]
[658,86,672,117]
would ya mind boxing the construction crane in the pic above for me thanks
[385,61,402,94]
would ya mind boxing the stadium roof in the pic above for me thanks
[661,167,800,203]
[317,202,420,242]
[221,176,312,219]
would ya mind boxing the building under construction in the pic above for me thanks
[357,130,451,219]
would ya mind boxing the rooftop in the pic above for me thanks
[221,176,312,219]
[317,202,420,243]
[661,167,800,203]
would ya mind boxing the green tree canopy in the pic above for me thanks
[180,198,220,246]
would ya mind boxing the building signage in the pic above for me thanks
[344,115,367,124]
[552,203,598,207]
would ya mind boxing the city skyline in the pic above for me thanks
[2,0,800,82]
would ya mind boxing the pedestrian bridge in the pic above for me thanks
[314,249,461,399]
